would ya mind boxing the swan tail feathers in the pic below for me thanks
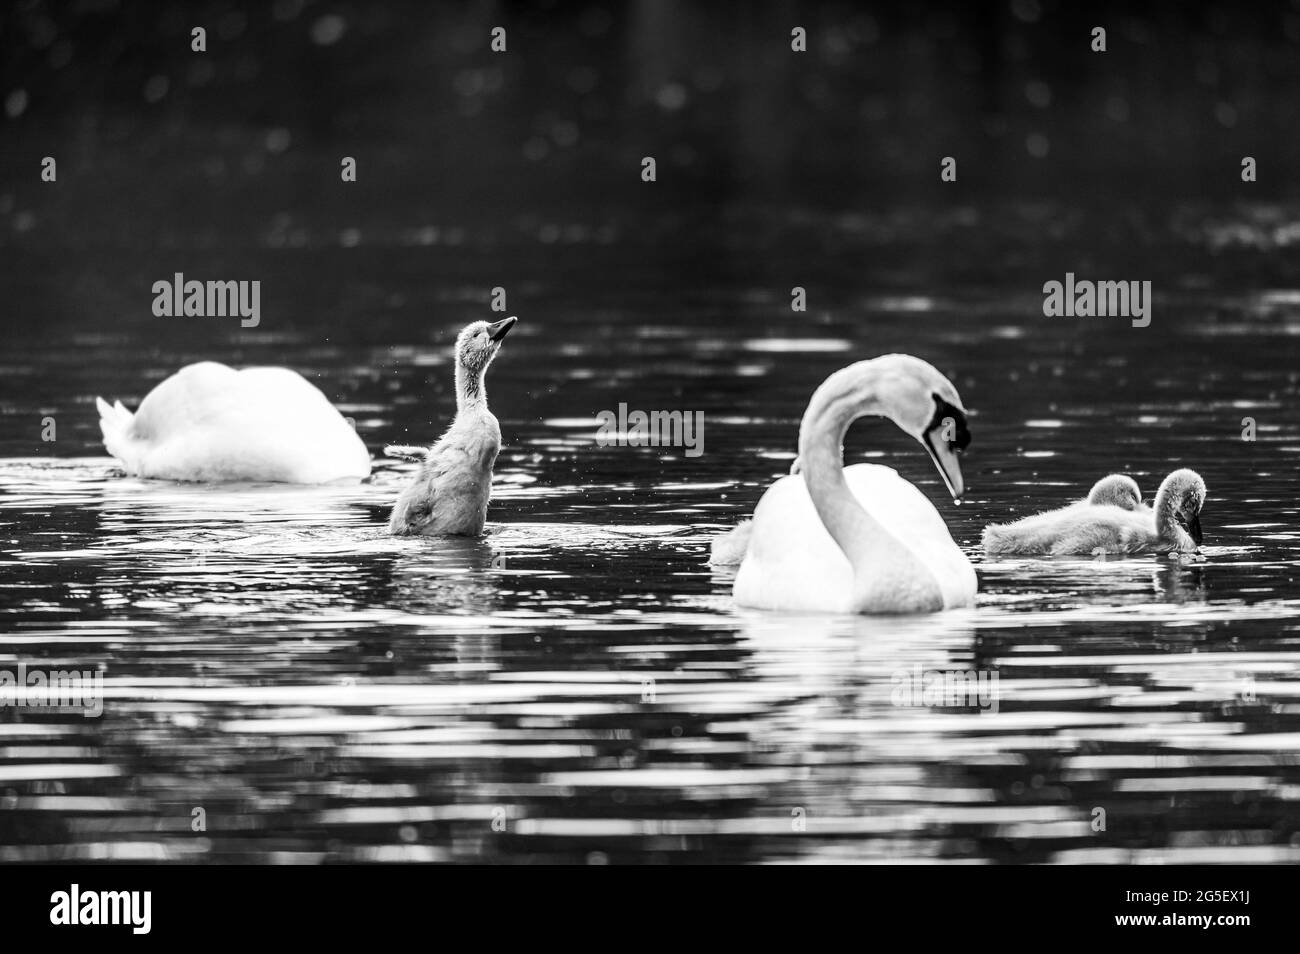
[96,397,137,466]
[384,444,428,462]
[708,519,753,565]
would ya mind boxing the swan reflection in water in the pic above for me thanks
[1151,553,1207,603]
[713,609,1008,859]
[384,536,505,615]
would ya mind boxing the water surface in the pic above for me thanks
[2,202,1300,863]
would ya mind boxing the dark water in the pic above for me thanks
[1,201,1300,863]
[3,0,1300,863]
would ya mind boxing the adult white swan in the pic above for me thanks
[97,362,370,483]
[733,354,976,614]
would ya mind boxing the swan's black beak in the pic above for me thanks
[924,399,971,503]
[924,432,965,502]
[487,316,517,342]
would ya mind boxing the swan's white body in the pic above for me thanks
[730,354,976,615]
[735,464,977,613]
[97,361,371,483]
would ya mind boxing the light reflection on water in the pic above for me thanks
[3,211,1300,863]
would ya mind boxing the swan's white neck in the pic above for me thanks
[455,360,489,414]
[797,368,904,573]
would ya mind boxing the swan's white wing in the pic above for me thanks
[734,463,975,613]
[134,364,343,433]
[120,362,370,483]
[843,465,976,608]
[734,472,855,613]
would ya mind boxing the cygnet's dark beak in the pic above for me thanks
[1176,509,1204,545]
[487,316,517,342]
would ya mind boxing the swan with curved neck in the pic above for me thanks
[96,362,370,483]
[733,354,976,614]
[983,468,1205,555]
[1152,469,1205,548]
[388,316,516,536]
